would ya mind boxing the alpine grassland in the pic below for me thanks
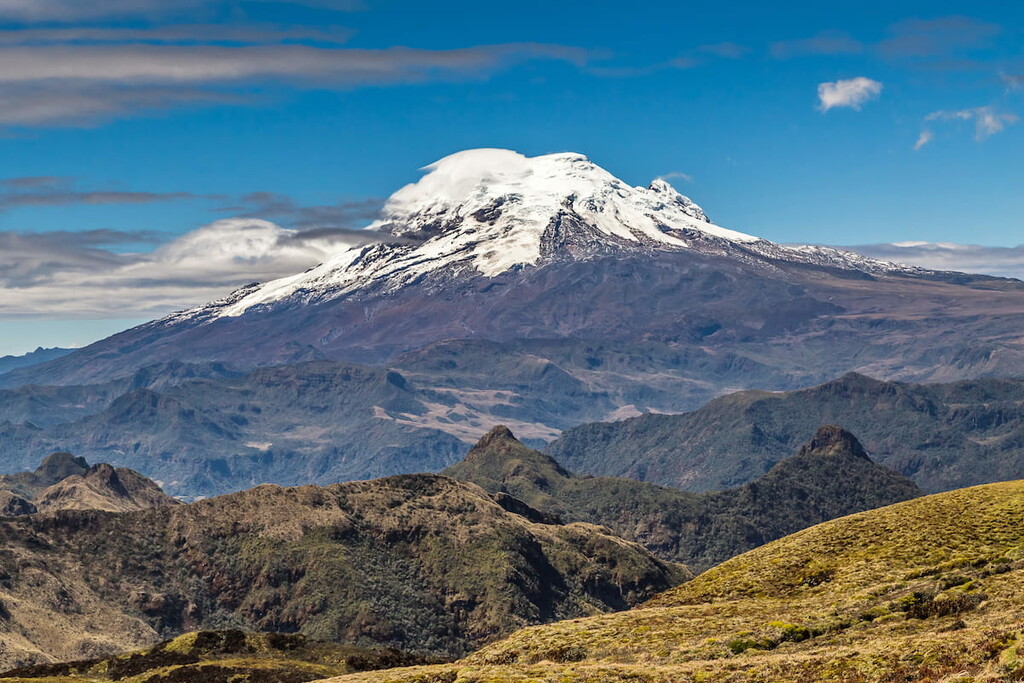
[323,480,1024,682]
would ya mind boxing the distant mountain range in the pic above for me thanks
[1,365,1023,498]
[0,347,71,377]
[548,371,1024,493]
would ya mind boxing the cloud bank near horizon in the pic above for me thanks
[0,216,402,319]
[838,241,1024,280]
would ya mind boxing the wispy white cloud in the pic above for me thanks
[817,77,883,111]
[0,218,373,318]
[876,16,1001,59]
[924,106,1019,140]
[656,171,693,183]
[696,42,749,59]
[0,0,364,22]
[774,16,1001,69]
[0,24,356,46]
[843,241,1024,280]
[0,175,214,209]
[913,129,934,150]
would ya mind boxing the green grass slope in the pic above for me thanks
[0,629,435,683]
[327,480,1024,682]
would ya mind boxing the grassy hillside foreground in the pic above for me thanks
[0,630,435,683]
[325,480,1024,682]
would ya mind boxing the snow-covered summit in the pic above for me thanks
[367,148,762,275]
[180,148,921,321]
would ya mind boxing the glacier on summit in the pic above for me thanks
[205,148,921,320]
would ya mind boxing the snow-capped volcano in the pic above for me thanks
[202,148,912,320]
[6,149,1024,497]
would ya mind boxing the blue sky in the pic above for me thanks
[0,0,1022,355]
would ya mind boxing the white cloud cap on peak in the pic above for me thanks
[817,77,883,111]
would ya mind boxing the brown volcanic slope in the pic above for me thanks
[7,248,1024,411]
[0,474,685,669]
[444,425,920,572]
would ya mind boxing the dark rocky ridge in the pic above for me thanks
[0,453,178,515]
[445,424,920,571]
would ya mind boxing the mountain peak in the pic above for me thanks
[443,424,571,493]
[797,425,871,460]
[372,147,739,250]
[207,148,769,319]
[472,424,519,450]
[36,451,90,480]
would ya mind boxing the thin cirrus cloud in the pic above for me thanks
[0,0,365,22]
[0,37,592,126]
[0,24,357,46]
[770,30,864,59]
[913,130,934,151]
[875,16,1001,59]
[221,191,387,235]
[915,106,1020,149]
[817,77,883,111]
[773,16,1001,62]
[0,175,215,209]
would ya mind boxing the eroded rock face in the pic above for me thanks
[0,490,36,516]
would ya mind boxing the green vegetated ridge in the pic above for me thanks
[548,371,1024,494]
[0,629,437,683]
[444,424,920,571]
[0,473,684,669]
[327,479,1024,683]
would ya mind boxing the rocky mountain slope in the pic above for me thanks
[548,371,1024,494]
[0,473,684,669]
[445,425,920,571]
[330,479,1024,683]
[0,452,178,515]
